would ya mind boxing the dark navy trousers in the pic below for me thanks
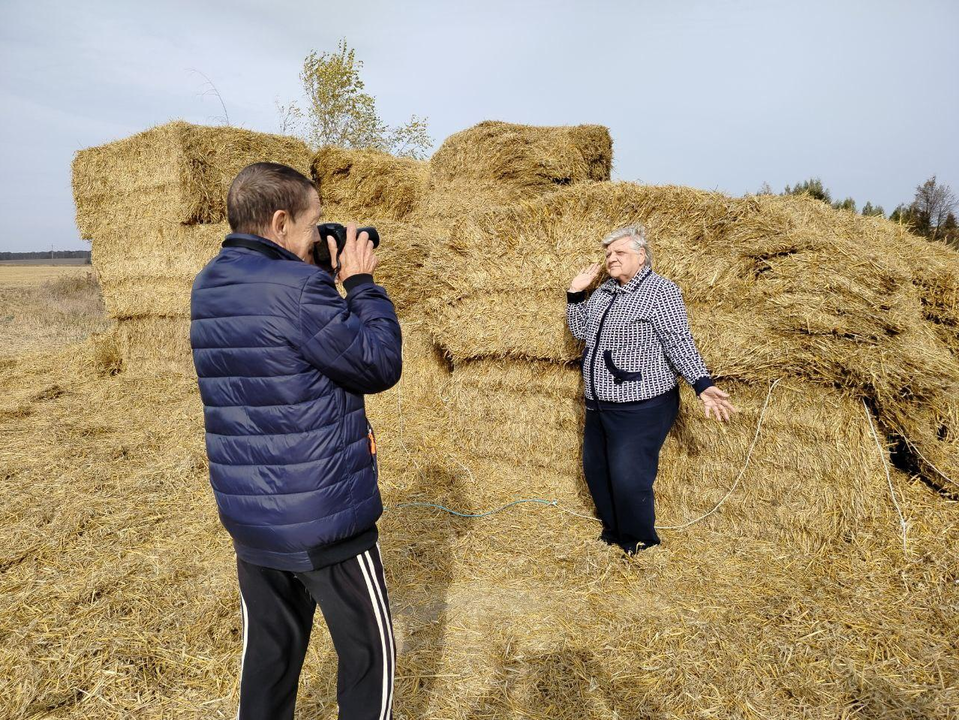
[582,384,680,552]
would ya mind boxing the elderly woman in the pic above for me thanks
[566,224,735,554]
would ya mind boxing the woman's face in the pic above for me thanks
[605,236,645,283]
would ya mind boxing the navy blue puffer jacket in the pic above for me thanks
[190,233,402,571]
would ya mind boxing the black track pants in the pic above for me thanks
[235,545,395,720]
[582,385,680,551]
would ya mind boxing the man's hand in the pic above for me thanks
[327,222,378,283]
[700,386,736,422]
[569,263,602,293]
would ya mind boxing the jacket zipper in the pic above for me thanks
[588,293,619,408]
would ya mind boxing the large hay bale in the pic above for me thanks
[352,221,434,313]
[311,145,428,222]
[93,223,229,319]
[429,120,612,193]
[423,121,613,220]
[74,121,313,374]
[446,359,583,477]
[72,121,311,240]
[365,319,453,487]
[112,316,193,376]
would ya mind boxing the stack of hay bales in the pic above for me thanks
[71,116,957,514]
[311,120,957,548]
[72,121,312,374]
[311,145,432,313]
[421,180,958,503]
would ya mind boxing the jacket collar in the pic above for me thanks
[600,265,653,295]
[222,233,304,263]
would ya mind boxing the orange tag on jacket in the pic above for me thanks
[368,430,377,456]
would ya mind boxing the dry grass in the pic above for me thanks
[0,266,109,361]
[0,265,93,284]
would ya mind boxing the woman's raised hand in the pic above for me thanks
[569,263,602,293]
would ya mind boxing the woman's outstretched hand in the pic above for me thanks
[700,386,736,422]
[569,263,602,292]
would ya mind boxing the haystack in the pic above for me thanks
[112,316,194,376]
[92,222,228,319]
[423,182,959,492]
[72,121,311,240]
[38,118,957,719]
[429,120,612,192]
[73,122,313,373]
[423,121,613,220]
[311,145,428,222]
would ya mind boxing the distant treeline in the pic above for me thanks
[0,250,91,262]
[760,175,959,250]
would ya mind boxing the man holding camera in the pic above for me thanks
[190,162,402,720]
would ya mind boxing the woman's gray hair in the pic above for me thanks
[601,224,652,269]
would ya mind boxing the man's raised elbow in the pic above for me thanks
[385,361,403,391]
[371,356,403,394]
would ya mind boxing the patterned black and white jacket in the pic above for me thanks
[566,266,714,403]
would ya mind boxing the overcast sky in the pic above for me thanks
[0,0,957,252]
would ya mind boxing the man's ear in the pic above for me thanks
[270,209,287,238]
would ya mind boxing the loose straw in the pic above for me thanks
[389,370,784,534]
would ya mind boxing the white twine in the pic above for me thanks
[655,378,780,530]
[862,399,909,556]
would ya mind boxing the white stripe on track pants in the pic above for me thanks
[234,546,395,720]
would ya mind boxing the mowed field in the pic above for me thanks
[0,265,110,360]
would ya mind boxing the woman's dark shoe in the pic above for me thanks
[598,528,619,545]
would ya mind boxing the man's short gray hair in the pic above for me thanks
[601,224,652,269]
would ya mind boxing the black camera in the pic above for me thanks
[313,222,380,271]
